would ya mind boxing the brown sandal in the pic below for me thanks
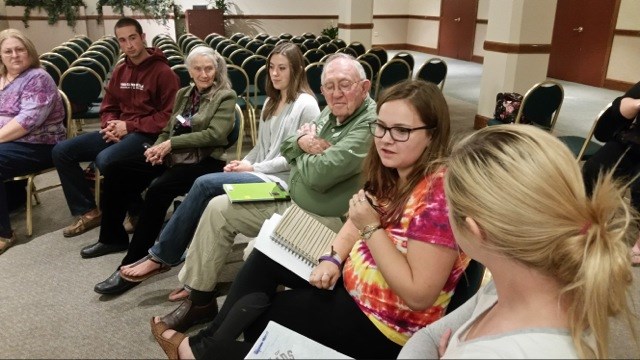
[120,255,171,282]
[0,232,16,255]
[150,317,185,360]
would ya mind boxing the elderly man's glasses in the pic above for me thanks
[369,122,435,142]
[321,79,360,95]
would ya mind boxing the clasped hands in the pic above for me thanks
[100,120,128,143]
[144,140,171,165]
[296,123,331,155]
[224,160,253,172]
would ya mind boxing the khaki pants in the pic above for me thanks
[178,194,342,291]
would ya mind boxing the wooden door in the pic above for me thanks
[438,0,478,60]
[548,0,617,86]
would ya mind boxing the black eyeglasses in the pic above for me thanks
[368,122,435,142]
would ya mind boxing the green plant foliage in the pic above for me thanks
[211,0,229,14]
[5,0,86,28]
[97,0,181,25]
[321,24,338,40]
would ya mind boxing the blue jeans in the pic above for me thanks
[149,172,263,265]
[0,142,55,237]
[52,131,156,215]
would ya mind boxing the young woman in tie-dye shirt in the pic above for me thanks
[152,80,469,360]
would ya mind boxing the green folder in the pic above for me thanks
[223,182,290,203]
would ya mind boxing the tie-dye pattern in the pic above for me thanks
[0,67,65,144]
[342,170,469,345]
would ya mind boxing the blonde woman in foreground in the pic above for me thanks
[400,125,636,359]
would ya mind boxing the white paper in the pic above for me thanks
[253,214,314,281]
[245,321,352,359]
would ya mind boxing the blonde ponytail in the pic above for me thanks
[445,125,637,359]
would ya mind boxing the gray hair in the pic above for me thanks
[321,53,366,82]
[185,45,231,92]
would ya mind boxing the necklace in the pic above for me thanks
[1,74,17,90]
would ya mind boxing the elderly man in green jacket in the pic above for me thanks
[155,53,377,332]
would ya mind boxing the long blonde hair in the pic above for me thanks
[444,125,635,358]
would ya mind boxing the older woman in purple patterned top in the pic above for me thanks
[0,29,66,253]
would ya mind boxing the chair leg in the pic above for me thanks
[95,169,101,209]
[31,181,41,205]
[25,176,34,237]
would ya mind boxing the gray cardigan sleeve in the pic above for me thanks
[250,93,320,174]
[398,287,483,359]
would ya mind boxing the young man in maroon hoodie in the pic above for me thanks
[52,17,179,243]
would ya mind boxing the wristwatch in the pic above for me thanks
[360,224,382,240]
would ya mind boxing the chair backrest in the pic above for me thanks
[302,32,316,39]
[254,65,268,98]
[204,33,222,45]
[416,57,448,89]
[41,60,62,86]
[358,59,373,81]
[222,44,243,59]
[185,40,207,55]
[265,36,280,45]
[59,66,103,112]
[226,103,243,150]
[40,52,70,74]
[316,35,331,44]
[319,42,338,55]
[162,48,183,59]
[216,39,235,54]
[92,40,118,60]
[62,41,84,57]
[82,50,112,73]
[575,102,611,160]
[227,64,251,100]
[256,43,275,58]
[279,33,293,40]
[304,49,326,64]
[392,52,414,75]
[336,47,358,57]
[167,55,185,68]
[52,46,78,64]
[171,64,191,88]
[229,48,254,67]
[305,62,325,106]
[152,33,172,47]
[177,33,196,49]
[330,38,347,49]
[70,57,107,81]
[516,80,564,131]
[230,32,246,42]
[71,35,92,49]
[236,36,252,48]
[181,37,200,53]
[58,89,75,139]
[88,44,116,65]
[254,33,269,42]
[357,52,381,79]
[245,39,264,54]
[302,38,320,50]
[445,260,486,314]
[291,36,306,45]
[242,55,267,86]
[374,58,412,99]
[347,41,366,57]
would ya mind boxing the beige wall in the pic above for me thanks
[1,0,638,86]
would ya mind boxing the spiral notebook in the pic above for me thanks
[254,204,337,282]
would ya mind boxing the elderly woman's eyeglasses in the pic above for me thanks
[369,122,435,142]
[321,79,360,95]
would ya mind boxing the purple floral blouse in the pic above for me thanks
[0,67,65,144]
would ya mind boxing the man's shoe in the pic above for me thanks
[63,212,102,237]
[80,241,128,259]
[94,270,139,295]
[159,298,218,333]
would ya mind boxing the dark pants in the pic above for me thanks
[583,141,640,210]
[189,251,402,360]
[0,142,55,237]
[97,155,225,267]
[52,131,157,216]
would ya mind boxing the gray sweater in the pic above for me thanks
[244,92,319,186]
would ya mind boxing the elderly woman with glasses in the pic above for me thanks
[151,79,469,360]
[0,29,66,253]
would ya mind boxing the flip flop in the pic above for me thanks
[120,255,171,282]
[150,317,185,360]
